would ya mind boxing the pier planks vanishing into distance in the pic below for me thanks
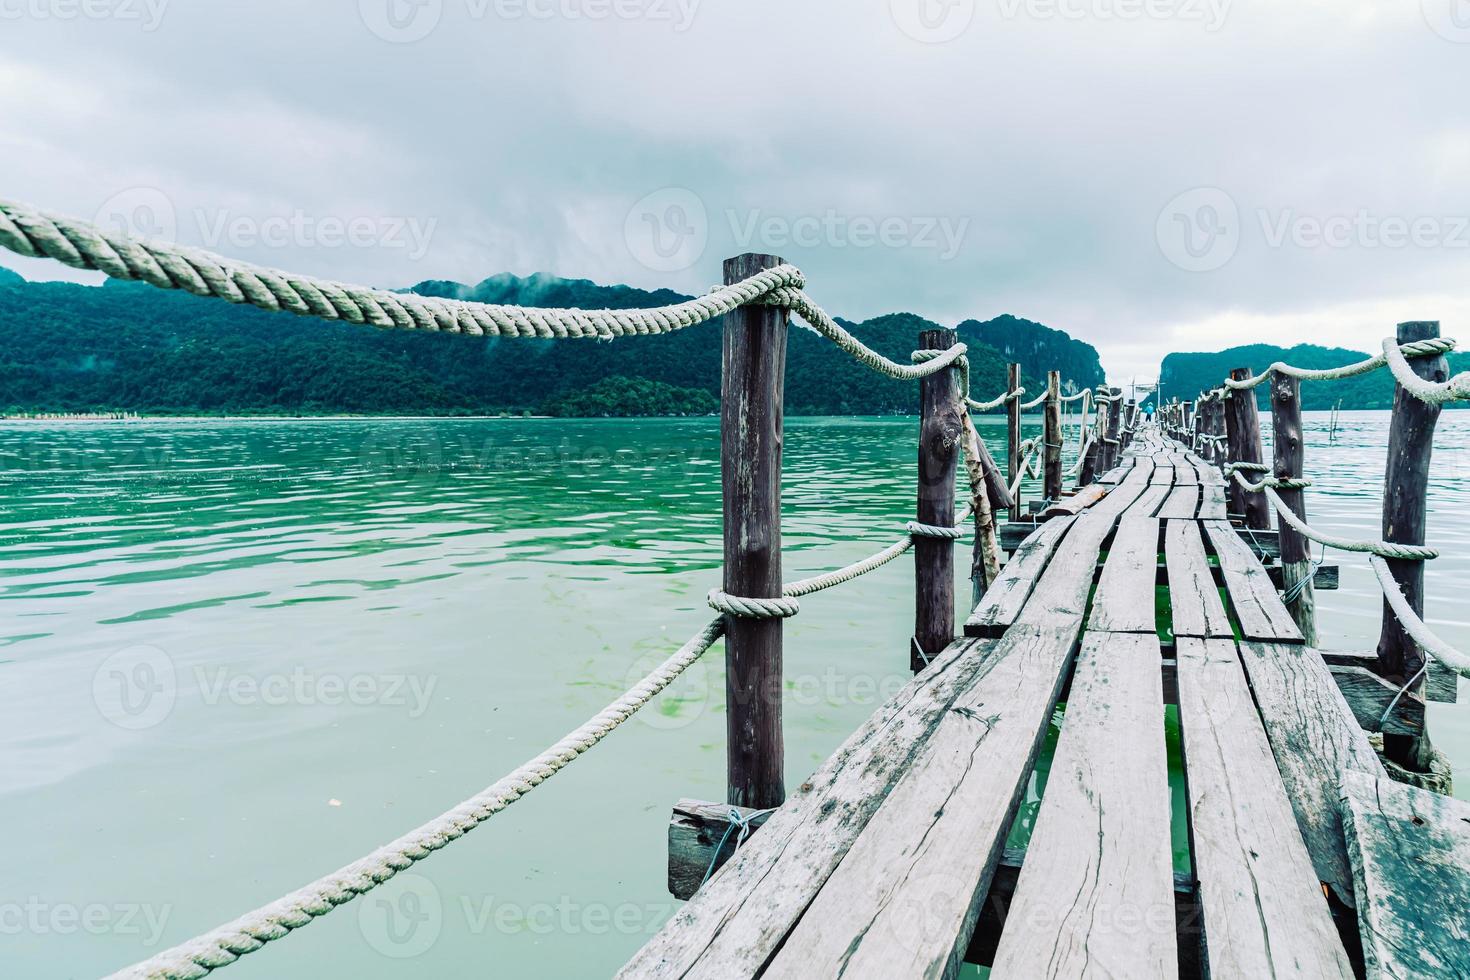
[627,430,1428,980]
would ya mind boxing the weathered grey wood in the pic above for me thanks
[1329,665,1426,738]
[966,516,1077,638]
[1015,490,1147,630]
[1148,464,1176,485]
[1044,370,1063,502]
[1008,362,1024,515]
[1191,455,1225,486]
[1340,770,1470,980]
[1198,483,1228,520]
[619,638,997,979]
[1225,368,1272,529]
[761,626,1081,980]
[1175,636,1356,979]
[1203,519,1304,643]
[1045,484,1106,516]
[1377,320,1447,771]
[1173,459,1200,485]
[1271,371,1318,645]
[1155,483,1199,520]
[916,328,962,669]
[1089,517,1161,634]
[990,631,1178,979]
[1165,519,1232,638]
[1323,649,1458,704]
[1237,642,1387,906]
[1122,481,1172,518]
[667,800,775,901]
[720,252,787,809]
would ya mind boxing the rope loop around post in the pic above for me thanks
[706,589,801,620]
[906,520,964,540]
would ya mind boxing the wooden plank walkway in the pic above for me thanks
[624,429,1407,979]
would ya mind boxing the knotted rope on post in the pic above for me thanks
[706,590,801,619]
[906,520,965,540]
[1224,337,1460,391]
[1380,335,1470,405]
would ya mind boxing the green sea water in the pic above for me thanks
[1,412,1465,978]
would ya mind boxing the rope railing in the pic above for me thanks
[1223,337,1460,391]
[1371,555,1470,677]
[1228,471,1440,561]
[108,499,976,980]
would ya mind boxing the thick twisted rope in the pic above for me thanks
[1020,390,1048,410]
[1380,336,1470,405]
[1224,337,1459,391]
[706,590,801,619]
[0,198,809,339]
[1370,555,1470,677]
[106,616,727,980]
[1230,471,1440,560]
[1007,439,1043,499]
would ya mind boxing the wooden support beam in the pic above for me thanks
[1377,320,1447,772]
[1224,368,1271,529]
[1007,362,1023,514]
[915,328,962,670]
[1044,370,1063,502]
[720,252,787,811]
[1270,372,1318,645]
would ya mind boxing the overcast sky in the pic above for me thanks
[3,0,1469,384]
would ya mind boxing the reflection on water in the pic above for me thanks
[0,412,1465,978]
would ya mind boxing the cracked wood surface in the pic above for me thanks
[761,625,1082,980]
[1088,517,1161,634]
[989,631,1177,979]
[965,515,1076,638]
[1176,636,1354,979]
[1340,771,1470,980]
[1165,519,1233,639]
[1203,518,1305,643]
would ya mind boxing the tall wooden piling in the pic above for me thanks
[1107,387,1124,470]
[1378,321,1447,770]
[915,328,963,671]
[1044,371,1063,502]
[1270,373,1317,645]
[1007,363,1023,515]
[1224,369,1271,529]
[720,252,786,810]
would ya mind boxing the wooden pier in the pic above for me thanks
[626,428,1469,979]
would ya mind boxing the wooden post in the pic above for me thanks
[721,252,786,811]
[1123,400,1136,450]
[915,328,962,671]
[1007,363,1023,516]
[1377,321,1447,771]
[1270,373,1317,645]
[1181,401,1192,445]
[1224,369,1271,529]
[1107,387,1124,470]
[1044,370,1063,502]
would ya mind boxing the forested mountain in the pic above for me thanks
[0,269,1105,417]
[1160,343,1468,411]
[957,315,1106,396]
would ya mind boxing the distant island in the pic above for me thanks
[1161,343,1468,412]
[0,268,1104,418]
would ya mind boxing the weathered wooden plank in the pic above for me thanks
[1329,665,1425,738]
[1174,460,1200,485]
[1340,770,1470,980]
[667,800,774,901]
[966,516,1077,638]
[1190,455,1225,486]
[1013,512,1115,631]
[990,632,1177,979]
[1148,465,1175,485]
[1165,519,1232,638]
[1198,483,1228,519]
[1323,649,1459,704]
[1088,517,1160,634]
[1045,484,1106,517]
[1155,483,1199,520]
[1237,642,1387,906]
[1121,481,1171,519]
[761,626,1080,980]
[1175,637,1355,979]
[618,638,997,979]
[1203,519,1304,643]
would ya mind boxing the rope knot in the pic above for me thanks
[906,520,964,540]
[706,589,800,620]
